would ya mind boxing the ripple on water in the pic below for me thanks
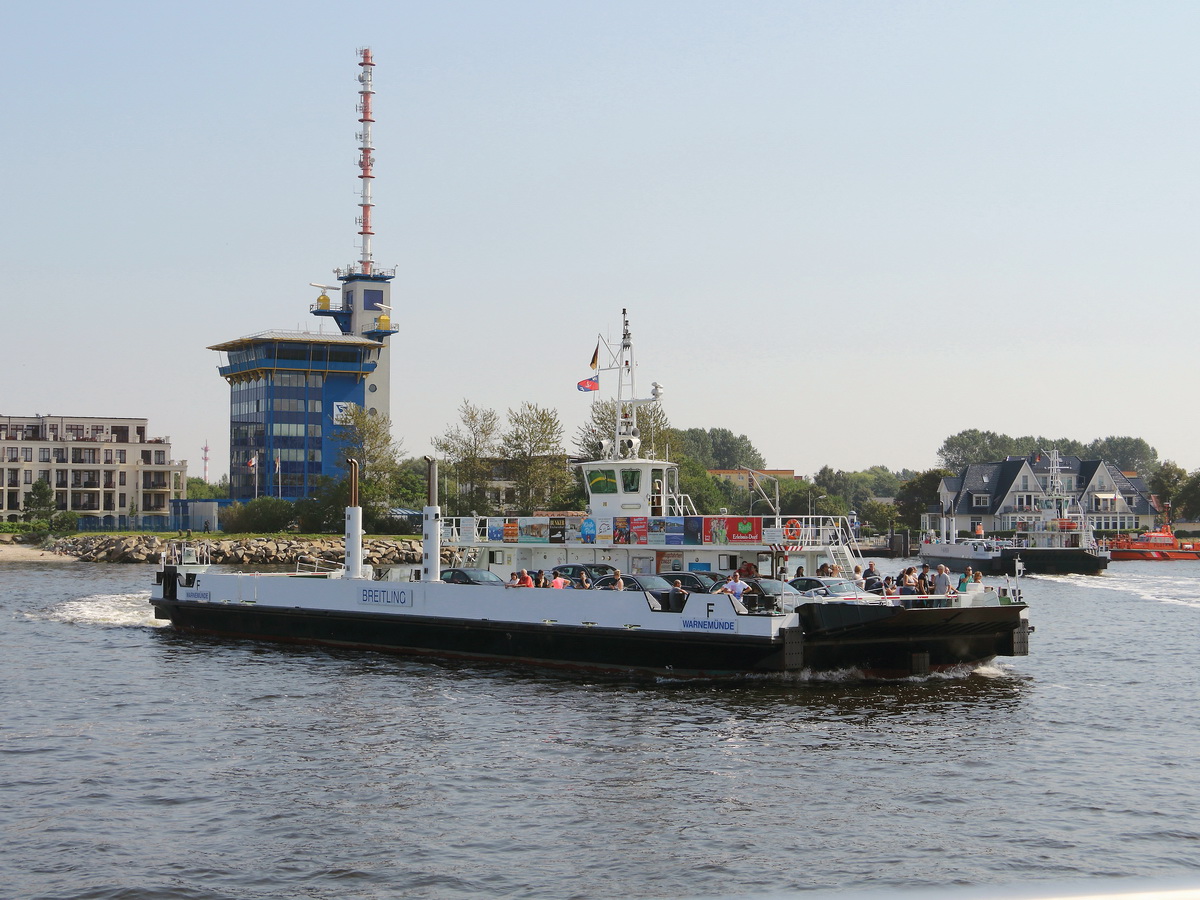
[2,564,1200,899]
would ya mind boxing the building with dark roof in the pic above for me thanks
[925,452,1156,535]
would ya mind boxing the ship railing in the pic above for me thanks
[294,555,344,575]
[162,542,212,567]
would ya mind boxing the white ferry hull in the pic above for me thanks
[151,567,1030,679]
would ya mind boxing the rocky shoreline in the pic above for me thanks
[43,534,447,567]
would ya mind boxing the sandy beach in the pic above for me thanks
[0,543,77,563]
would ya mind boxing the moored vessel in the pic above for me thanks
[1106,518,1200,561]
[921,449,1110,576]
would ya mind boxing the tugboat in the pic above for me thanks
[150,314,1031,678]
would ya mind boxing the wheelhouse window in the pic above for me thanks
[587,469,618,494]
[620,469,641,493]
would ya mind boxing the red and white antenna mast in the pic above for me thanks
[355,47,376,275]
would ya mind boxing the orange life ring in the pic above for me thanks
[783,519,802,541]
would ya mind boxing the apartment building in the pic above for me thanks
[0,415,187,526]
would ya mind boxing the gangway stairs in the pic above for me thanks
[827,541,859,578]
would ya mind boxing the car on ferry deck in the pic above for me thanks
[552,563,617,588]
[440,568,507,586]
[704,576,804,612]
[591,573,674,605]
[789,576,872,600]
[657,571,724,593]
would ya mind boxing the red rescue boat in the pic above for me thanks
[1106,524,1200,561]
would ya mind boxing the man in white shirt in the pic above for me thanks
[932,565,957,598]
[720,571,749,602]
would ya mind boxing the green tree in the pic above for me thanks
[333,404,402,517]
[393,457,429,511]
[708,428,766,470]
[859,499,899,534]
[187,475,229,499]
[1086,436,1159,474]
[501,402,571,514]
[894,468,952,530]
[1172,470,1200,522]
[936,430,1021,469]
[434,400,501,515]
[863,465,902,498]
[293,476,349,533]
[811,466,874,510]
[1148,460,1188,518]
[573,399,672,461]
[50,510,79,535]
[672,428,715,469]
[23,479,55,522]
[676,457,727,514]
[221,496,295,533]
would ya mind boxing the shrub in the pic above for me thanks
[50,511,79,534]
[220,497,295,533]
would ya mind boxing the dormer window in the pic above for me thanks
[973,494,990,508]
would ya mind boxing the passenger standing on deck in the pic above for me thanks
[611,569,625,590]
[578,571,592,590]
[916,564,933,594]
[957,567,973,591]
[719,572,749,602]
[933,564,956,598]
[667,580,689,612]
[551,573,568,589]
[863,562,883,594]
[517,569,534,588]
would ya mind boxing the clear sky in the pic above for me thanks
[5,1,1199,481]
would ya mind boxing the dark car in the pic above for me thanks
[656,570,724,593]
[592,573,674,606]
[440,568,507,586]
[552,563,616,588]
[710,577,803,612]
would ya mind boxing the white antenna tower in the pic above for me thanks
[355,47,376,275]
[201,441,210,483]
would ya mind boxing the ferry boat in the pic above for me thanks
[150,314,1031,678]
[920,450,1110,576]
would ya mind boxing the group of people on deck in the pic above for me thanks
[507,569,584,589]
[858,561,984,606]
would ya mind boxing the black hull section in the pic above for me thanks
[795,603,1029,676]
[152,600,1029,679]
[155,602,785,677]
[999,548,1108,575]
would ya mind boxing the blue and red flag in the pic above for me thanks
[577,376,599,392]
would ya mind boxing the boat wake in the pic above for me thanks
[1033,570,1200,609]
[39,591,163,630]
